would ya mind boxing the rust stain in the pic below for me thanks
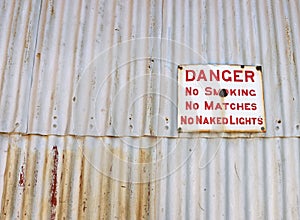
[82,200,87,212]
[146,182,151,217]
[285,18,294,65]
[50,146,59,220]
[18,165,25,187]
[49,0,55,15]
[34,169,38,186]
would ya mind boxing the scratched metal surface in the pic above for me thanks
[0,0,299,137]
[0,134,300,219]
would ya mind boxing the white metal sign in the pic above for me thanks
[178,64,266,132]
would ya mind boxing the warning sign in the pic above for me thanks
[177,64,266,132]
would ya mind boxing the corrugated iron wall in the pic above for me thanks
[1,0,300,219]
[1,135,300,219]
[1,0,300,137]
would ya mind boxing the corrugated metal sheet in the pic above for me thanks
[1,135,300,219]
[1,0,300,219]
[0,0,299,137]
[0,0,42,133]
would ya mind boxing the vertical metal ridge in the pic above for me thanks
[286,2,300,137]
[272,0,291,136]
[0,1,39,133]
[25,0,43,134]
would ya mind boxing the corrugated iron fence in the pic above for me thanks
[1,0,300,219]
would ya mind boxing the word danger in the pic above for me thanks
[185,69,255,82]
